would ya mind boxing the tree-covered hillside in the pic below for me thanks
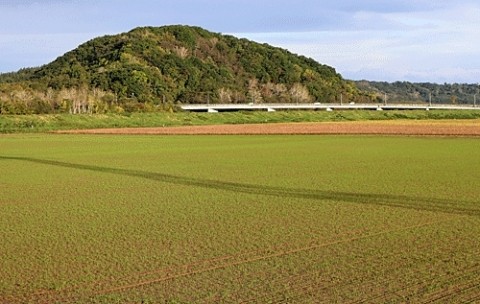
[356,81,480,105]
[0,25,366,114]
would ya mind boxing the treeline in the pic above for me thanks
[0,84,179,114]
[356,81,479,105]
[0,25,370,114]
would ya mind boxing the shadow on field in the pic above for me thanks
[2,156,479,217]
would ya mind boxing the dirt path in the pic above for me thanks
[56,120,480,136]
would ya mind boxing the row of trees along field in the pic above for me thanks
[356,81,480,105]
[0,25,372,114]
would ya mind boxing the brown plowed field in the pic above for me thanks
[57,120,480,136]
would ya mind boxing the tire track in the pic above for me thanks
[12,218,459,303]
[16,228,368,303]
[3,156,480,218]
[79,219,450,303]
[236,229,476,304]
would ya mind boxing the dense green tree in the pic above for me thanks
[0,25,366,114]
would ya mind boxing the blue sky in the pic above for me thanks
[1,0,479,83]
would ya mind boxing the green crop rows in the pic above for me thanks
[1,134,479,303]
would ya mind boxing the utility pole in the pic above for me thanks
[384,93,387,106]
[340,93,343,105]
[475,83,478,107]
[429,91,432,107]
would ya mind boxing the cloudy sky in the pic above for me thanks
[1,0,479,83]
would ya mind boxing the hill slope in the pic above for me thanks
[0,25,364,114]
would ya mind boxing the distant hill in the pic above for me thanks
[356,81,479,105]
[0,25,364,114]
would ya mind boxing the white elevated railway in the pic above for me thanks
[181,103,480,112]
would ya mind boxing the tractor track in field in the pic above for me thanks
[55,120,480,136]
[21,228,368,303]
[237,257,480,304]
[3,121,480,304]
[85,220,449,299]
[233,240,439,303]
[347,262,480,304]
[418,270,480,303]
[236,244,477,304]
[4,156,480,218]
[21,228,367,303]
[18,219,450,303]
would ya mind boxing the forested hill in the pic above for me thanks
[0,25,364,114]
[356,81,479,105]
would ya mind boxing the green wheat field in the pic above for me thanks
[1,134,479,303]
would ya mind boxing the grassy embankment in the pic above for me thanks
[1,110,480,133]
[1,134,479,303]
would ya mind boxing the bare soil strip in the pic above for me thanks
[56,120,480,136]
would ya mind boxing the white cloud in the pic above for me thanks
[232,1,480,83]
[1,0,479,82]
